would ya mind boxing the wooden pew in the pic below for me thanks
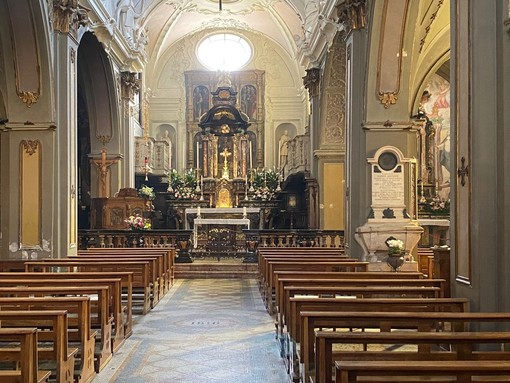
[25,260,152,315]
[0,271,133,338]
[0,310,77,383]
[0,328,51,383]
[258,252,349,294]
[0,278,125,353]
[257,248,347,293]
[276,277,446,332]
[303,311,510,383]
[315,331,510,383]
[0,296,96,383]
[77,250,168,298]
[69,256,161,306]
[261,257,355,309]
[282,284,441,347]
[0,285,113,372]
[265,261,369,313]
[79,247,175,290]
[334,360,510,383]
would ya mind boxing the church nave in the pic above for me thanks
[94,279,289,383]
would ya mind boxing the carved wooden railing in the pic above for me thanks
[78,229,192,249]
[243,229,344,248]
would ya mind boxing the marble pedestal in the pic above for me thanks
[354,222,424,264]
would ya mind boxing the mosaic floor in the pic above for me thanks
[94,279,289,383]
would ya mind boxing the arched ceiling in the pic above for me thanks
[138,0,339,66]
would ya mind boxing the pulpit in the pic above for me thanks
[90,188,147,229]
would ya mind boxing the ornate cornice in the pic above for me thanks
[52,0,89,35]
[336,0,367,33]
[120,71,140,101]
[303,68,321,98]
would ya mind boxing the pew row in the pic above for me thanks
[0,328,51,383]
[25,260,152,315]
[0,271,133,337]
[315,331,510,383]
[0,310,77,383]
[334,360,510,383]
[0,285,113,372]
[303,311,510,383]
[79,247,175,291]
[0,296,96,383]
[0,278,125,353]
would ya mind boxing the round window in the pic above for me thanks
[197,33,252,71]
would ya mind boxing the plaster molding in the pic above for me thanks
[419,0,445,53]
[375,0,409,109]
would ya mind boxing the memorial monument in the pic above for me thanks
[354,146,423,268]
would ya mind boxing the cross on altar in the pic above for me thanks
[220,148,231,179]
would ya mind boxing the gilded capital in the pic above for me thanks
[336,0,367,33]
[52,0,89,34]
[121,72,141,101]
[303,68,321,98]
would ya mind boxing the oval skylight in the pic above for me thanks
[197,33,252,71]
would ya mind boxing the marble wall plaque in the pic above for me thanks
[372,165,405,206]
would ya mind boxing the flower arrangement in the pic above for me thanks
[138,184,155,200]
[124,214,151,230]
[252,169,280,201]
[168,169,198,200]
[385,237,404,256]
[425,195,450,215]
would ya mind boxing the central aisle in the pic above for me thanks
[96,279,289,383]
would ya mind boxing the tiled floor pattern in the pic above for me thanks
[94,279,289,383]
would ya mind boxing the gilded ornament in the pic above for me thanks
[19,91,40,107]
[378,92,399,108]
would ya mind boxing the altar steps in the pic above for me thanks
[175,262,258,279]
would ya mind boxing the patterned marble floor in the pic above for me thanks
[94,279,290,383]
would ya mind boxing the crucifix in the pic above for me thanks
[91,149,118,197]
[220,147,231,180]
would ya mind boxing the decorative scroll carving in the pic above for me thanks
[378,92,399,108]
[303,67,321,98]
[18,92,40,108]
[52,0,89,34]
[322,33,346,145]
[337,0,367,32]
[21,139,40,155]
[120,72,140,101]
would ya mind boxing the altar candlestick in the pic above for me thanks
[196,142,199,168]
[243,206,247,218]
[197,206,201,217]
[249,141,252,170]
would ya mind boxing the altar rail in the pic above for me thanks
[79,229,192,249]
[244,229,344,248]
